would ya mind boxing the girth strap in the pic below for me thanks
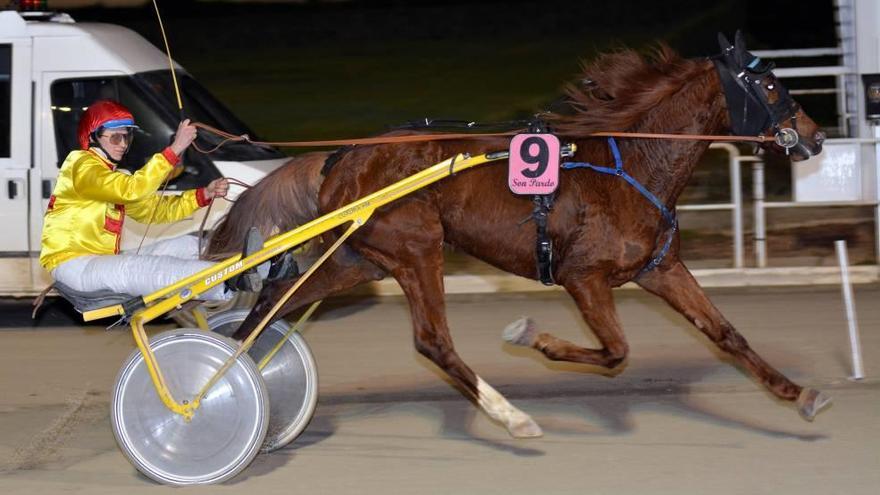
[525,118,556,286]
[531,194,555,285]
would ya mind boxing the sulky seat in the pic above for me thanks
[51,281,137,314]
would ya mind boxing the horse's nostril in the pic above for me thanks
[814,131,826,145]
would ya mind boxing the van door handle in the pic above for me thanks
[42,179,55,199]
[7,180,19,199]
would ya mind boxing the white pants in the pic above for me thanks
[52,235,231,301]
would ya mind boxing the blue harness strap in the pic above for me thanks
[561,137,678,276]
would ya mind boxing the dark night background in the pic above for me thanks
[57,0,839,142]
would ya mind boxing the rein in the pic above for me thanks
[189,121,768,280]
[185,38,787,281]
[195,177,252,257]
[191,121,769,151]
[192,122,520,149]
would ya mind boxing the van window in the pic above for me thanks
[50,73,282,174]
[0,45,11,158]
[135,71,262,149]
[51,76,181,172]
[132,71,282,162]
[51,76,225,189]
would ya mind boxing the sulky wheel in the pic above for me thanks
[208,309,318,452]
[169,291,258,329]
[111,329,269,486]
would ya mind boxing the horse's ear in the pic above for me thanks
[734,30,747,53]
[717,32,732,51]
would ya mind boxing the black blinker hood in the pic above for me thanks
[713,58,772,136]
[712,30,799,138]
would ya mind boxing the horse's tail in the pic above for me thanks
[204,151,330,263]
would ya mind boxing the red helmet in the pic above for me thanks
[77,100,139,150]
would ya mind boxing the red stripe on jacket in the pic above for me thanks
[103,204,126,254]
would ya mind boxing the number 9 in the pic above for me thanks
[520,137,549,178]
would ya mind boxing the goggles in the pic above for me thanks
[98,129,134,147]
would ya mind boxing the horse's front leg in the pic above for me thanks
[504,274,629,371]
[395,258,543,439]
[354,205,542,439]
[635,258,831,421]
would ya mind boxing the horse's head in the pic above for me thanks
[714,31,824,161]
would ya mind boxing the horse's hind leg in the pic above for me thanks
[635,259,831,421]
[504,274,629,370]
[353,206,542,438]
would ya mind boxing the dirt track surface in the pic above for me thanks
[1,287,878,494]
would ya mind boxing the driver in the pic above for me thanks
[39,99,235,301]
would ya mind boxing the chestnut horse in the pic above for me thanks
[206,33,829,437]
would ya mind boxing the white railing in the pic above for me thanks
[692,143,879,269]
[751,47,852,137]
[749,138,880,267]
[680,144,746,268]
[751,48,843,58]
[741,39,879,266]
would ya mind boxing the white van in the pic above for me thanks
[0,10,289,296]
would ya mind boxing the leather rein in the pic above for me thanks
[191,121,770,152]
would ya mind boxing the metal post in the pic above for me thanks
[836,72,851,138]
[875,202,880,264]
[835,240,865,380]
[875,125,880,263]
[711,143,744,268]
[752,160,767,267]
[730,155,744,268]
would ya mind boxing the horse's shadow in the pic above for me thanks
[236,293,831,482]
[234,359,828,483]
[230,412,337,483]
[498,368,829,443]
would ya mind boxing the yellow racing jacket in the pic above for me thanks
[40,148,210,271]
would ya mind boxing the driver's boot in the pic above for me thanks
[226,227,270,292]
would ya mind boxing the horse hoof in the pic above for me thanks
[796,388,832,421]
[508,416,543,438]
[502,318,536,347]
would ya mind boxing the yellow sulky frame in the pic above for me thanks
[81,149,535,420]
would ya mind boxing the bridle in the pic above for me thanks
[712,44,802,154]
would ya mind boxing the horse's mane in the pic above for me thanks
[547,44,708,136]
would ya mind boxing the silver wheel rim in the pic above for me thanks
[170,291,258,328]
[208,310,319,452]
[111,329,269,485]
